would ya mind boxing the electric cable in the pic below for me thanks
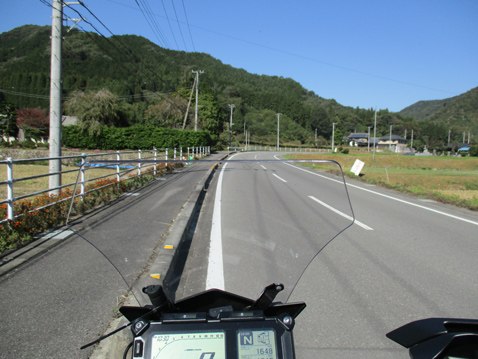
[160,0,179,50]
[181,0,196,52]
[170,0,188,51]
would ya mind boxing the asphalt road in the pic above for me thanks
[0,156,221,358]
[178,151,478,359]
[2,150,477,359]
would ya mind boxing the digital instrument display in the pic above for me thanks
[151,332,226,358]
[237,329,277,359]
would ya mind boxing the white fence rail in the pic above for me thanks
[0,147,210,223]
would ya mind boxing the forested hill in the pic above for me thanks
[399,87,478,132]
[0,25,475,149]
[0,25,351,143]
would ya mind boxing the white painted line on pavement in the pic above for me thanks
[260,165,267,170]
[206,153,242,290]
[283,161,478,227]
[206,162,226,290]
[273,173,287,183]
[309,196,373,231]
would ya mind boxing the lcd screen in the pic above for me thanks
[151,332,226,358]
[237,329,277,359]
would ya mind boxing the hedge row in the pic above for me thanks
[62,125,212,150]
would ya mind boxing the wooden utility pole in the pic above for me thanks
[191,70,204,131]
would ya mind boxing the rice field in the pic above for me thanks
[286,152,478,209]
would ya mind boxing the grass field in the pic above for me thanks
[285,152,478,210]
[0,164,119,200]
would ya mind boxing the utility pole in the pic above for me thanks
[373,108,377,160]
[448,129,451,146]
[228,104,235,150]
[468,132,471,144]
[276,113,281,151]
[332,122,337,153]
[368,126,371,152]
[182,75,196,129]
[191,70,204,131]
[49,0,63,194]
[463,132,466,143]
[411,129,414,151]
[389,125,392,150]
[404,129,407,139]
[315,128,318,148]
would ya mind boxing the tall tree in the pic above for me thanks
[64,89,121,135]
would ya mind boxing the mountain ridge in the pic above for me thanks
[0,25,476,148]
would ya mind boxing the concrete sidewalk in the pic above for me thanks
[0,152,229,358]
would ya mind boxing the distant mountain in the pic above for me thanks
[399,87,478,133]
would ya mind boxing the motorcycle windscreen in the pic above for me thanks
[66,158,354,307]
[199,158,354,303]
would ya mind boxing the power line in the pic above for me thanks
[135,0,171,48]
[0,87,193,102]
[63,3,164,88]
[181,0,196,51]
[160,0,179,50]
[0,88,50,100]
[170,0,188,51]
[103,0,194,52]
[38,0,52,9]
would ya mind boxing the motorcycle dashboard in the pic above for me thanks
[133,316,294,359]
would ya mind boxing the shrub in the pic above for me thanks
[341,148,349,154]
[20,140,37,149]
[469,145,478,157]
[62,125,212,150]
[0,162,183,254]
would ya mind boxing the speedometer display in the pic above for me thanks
[151,332,226,358]
[237,329,277,359]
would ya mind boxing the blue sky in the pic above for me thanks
[1,0,477,112]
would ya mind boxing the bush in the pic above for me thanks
[469,145,478,157]
[0,162,183,254]
[341,148,349,154]
[62,125,212,150]
[20,140,36,149]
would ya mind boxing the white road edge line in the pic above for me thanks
[273,173,287,183]
[205,163,227,290]
[260,165,267,170]
[309,196,373,231]
[280,160,478,227]
[206,153,242,290]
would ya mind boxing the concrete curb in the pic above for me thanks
[149,160,221,295]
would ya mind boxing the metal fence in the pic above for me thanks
[247,146,332,152]
[0,146,210,223]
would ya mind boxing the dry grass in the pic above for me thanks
[0,164,117,200]
[286,152,478,210]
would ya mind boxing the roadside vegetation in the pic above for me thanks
[0,162,183,255]
[285,152,478,211]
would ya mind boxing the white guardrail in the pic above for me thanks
[0,147,210,223]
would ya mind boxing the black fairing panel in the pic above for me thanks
[387,318,478,348]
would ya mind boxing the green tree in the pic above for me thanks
[64,88,122,135]
[144,95,187,128]
[0,101,19,139]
